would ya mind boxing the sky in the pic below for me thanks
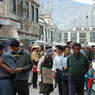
[40,0,95,29]
[73,0,94,4]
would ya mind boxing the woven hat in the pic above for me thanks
[32,44,40,49]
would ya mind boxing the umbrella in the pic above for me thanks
[87,78,94,94]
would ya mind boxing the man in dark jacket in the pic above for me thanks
[67,43,90,95]
[9,39,32,95]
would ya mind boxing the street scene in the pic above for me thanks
[1,0,95,95]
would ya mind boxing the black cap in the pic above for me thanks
[9,39,20,47]
[45,46,52,50]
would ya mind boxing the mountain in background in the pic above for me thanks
[52,0,92,29]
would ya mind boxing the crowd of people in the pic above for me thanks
[0,39,95,95]
[30,41,95,95]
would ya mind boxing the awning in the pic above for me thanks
[0,17,21,29]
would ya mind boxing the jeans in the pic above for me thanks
[0,79,12,95]
[56,69,64,95]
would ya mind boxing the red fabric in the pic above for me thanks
[87,78,94,89]
[32,66,38,72]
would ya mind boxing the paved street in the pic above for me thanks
[29,85,95,95]
[29,86,58,95]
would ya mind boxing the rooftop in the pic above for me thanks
[31,0,40,7]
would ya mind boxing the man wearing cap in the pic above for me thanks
[31,44,40,88]
[0,42,16,95]
[9,39,32,95]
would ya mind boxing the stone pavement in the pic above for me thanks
[29,86,95,95]
[29,86,58,95]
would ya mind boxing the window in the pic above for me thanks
[10,0,16,14]
[0,25,2,29]
[17,0,23,17]
[84,28,89,31]
[13,0,16,13]
[39,25,43,34]
[25,2,29,19]
[80,33,86,38]
[51,31,53,42]
[64,33,68,38]
[35,8,39,22]
[71,33,77,42]
[45,28,47,42]
[31,5,34,21]
[90,32,95,42]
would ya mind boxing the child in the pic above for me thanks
[85,64,95,95]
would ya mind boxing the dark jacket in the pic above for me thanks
[11,48,32,81]
[67,53,89,77]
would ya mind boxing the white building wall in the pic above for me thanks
[68,32,71,41]
[77,32,80,43]
[86,32,90,42]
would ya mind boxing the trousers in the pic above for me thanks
[0,79,12,95]
[13,80,29,95]
[68,77,85,95]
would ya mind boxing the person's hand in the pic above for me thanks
[89,63,93,69]
[35,59,39,62]
[0,58,3,66]
[52,72,56,78]
[16,68,23,72]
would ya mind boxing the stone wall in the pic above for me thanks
[0,2,6,16]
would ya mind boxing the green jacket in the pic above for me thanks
[67,53,89,77]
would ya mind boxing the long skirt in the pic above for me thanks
[39,82,53,94]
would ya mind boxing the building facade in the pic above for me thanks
[62,27,95,46]
[0,0,40,46]
[39,17,58,45]
[0,0,20,39]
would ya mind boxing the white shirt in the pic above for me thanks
[37,56,45,72]
[52,55,63,72]
[61,55,68,70]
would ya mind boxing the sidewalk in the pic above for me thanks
[29,86,58,95]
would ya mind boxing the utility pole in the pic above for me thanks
[86,15,88,28]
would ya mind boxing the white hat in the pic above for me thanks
[52,46,56,51]
[20,43,24,46]
[32,44,40,49]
